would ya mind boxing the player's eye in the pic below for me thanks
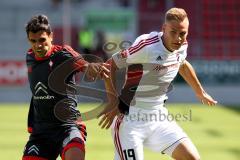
[170,31,176,35]
[180,32,186,37]
[39,38,46,43]
[29,39,36,43]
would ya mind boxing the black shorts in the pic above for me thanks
[22,124,86,160]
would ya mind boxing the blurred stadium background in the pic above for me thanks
[0,0,239,160]
[0,0,240,104]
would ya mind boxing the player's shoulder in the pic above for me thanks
[53,45,80,59]
[62,45,80,57]
[136,31,160,42]
[132,31,160,49]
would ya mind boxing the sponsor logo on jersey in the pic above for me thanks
[49,60,53,67]
[33,82,54,100]
[117,50,128,59]
[153,63,179,71]
[27,145,39,155]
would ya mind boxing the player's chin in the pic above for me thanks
[36,51,47,57]
[171,45,181,50]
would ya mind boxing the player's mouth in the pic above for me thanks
[172,43,181,48]
[173,43,181,46]
[35,49,47,57]
[36,49,44,54]
[36,49,43,52]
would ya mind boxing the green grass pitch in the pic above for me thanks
[0,103,240,160]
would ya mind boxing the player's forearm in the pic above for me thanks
[179,60,205,95]
[104,59,118,101]
[75,58,89,72]
[104,76,118,101]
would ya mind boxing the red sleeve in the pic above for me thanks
[74,58,88,72]
[63,45,80,57]
[63,45,88,72]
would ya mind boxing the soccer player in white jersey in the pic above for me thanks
[99,8,217,160]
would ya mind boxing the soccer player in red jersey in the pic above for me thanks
[22,14,109,160]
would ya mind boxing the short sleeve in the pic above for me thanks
[61,45,87,72]
[112,35,149,69]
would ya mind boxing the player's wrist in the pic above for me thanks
[82,63,89,72]
[196,89,206,98]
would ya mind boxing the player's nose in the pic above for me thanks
[177,36,182,42]
[36,43,43,48]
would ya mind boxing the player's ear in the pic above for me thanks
[162,23,166,32]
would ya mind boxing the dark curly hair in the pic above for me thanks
[25,14,52,36]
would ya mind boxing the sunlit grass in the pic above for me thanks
[0,103,239,160]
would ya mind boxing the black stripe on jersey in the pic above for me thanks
[118,64,143,115]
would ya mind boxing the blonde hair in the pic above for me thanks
[165,8,188,22]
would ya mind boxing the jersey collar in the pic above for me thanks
[27,45,62,61]
[159,32,181,56]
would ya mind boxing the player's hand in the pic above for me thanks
[85,63,110,81]
[98,107,120,129]
[196,90,217,106]
[98,63,110,80]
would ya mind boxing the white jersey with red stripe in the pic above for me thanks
[112,31,188,109]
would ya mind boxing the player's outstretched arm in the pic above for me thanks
[179,60,217,106]
[98,58,120,129]
[83,62,110,81]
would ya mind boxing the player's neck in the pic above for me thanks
[34,45,54,60]
[161,35,174,52]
